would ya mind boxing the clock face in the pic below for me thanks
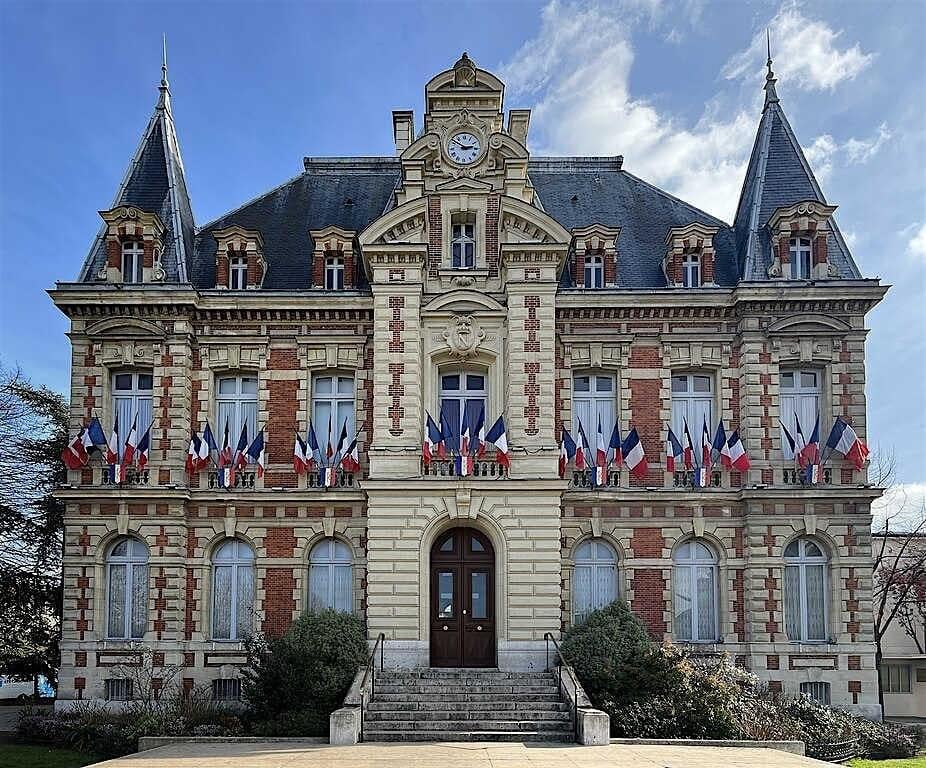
[447,132,481,165]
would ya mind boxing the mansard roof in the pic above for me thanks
[529,157,739,288]
[79,73,195,283]
[192,158,400,290]
[733,79,861,281]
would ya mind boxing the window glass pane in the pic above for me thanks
[574,565,592,621]
[471,536,485,552]
[696,566,715,641]
[784,565,802,639]
[784,541,799,557]
[314,377,333,395]
[439,536,453,553]
[574,376,590,393]
[114,374,133,391]
[334,565,352,612]
[804,541,823,558]
[137,374,153,391]
[693,376,712,393]
[595,376,613,392]
[596,564,616,608]
[241,377,258,394]
[213,566,232,639]
[671,376,687,393]
[452,225,462,239]
[441,375,460,391]
[218,378,236,395]
[438,571,454,617]
[781,372,795,388]
[805,564,826,640]
[108,564,126,637]
[464,224,474,238]
[112,540,128,557]
[471,572,487,619]
[309,565,330,611]
[674,566,692,640]
[801,372,818,388]
[130,564,147,638]
[465,374,484,391]
[337,377,354,395]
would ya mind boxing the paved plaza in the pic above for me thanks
[91,740,837,767]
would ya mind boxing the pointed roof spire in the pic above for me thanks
[158,34,171,110]
[764,28,779,107]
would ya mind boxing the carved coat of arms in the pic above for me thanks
[442,314,485,360]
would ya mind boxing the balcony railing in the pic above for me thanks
[423,460,508,478]
[569,469,621,489]
[673,470,722,489]
[782,467,832,485]
[307,470,357,488]
[100,467,150,486]
[206,471,257,490]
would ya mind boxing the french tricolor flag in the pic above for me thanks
[712,421,729,469]
[575,422,589,470]
[61,426,89,470]
[454,454,474,477]
[724,430,750,471]
[826,417,869,470]
[700,417,713,472]
[340,437,361,474]
[293,431,309,475]
[234,424,249,471]
[460,410,471,456]
[799,417,820,469]
[595,414,607,470]
[136,425,151,471]
[485,415,509,469]
[474,406,486,459]
[319,467,338,488]
[245,430,266,478]
[559,428,577,478]
[122,416,139,466]
[665,427,683,473]
[423,412,441,467]
[186,429,202,474]
[106,414,120,466]
[306,422,320,472]
[608,420,623,469]
[794,415,809,468]
[621,428,648,480]
[682,419,695,470]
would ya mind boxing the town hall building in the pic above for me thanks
[51,52,886,722]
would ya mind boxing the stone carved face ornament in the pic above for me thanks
[443,314,485,360]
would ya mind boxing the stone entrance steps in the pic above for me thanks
[362,668,574,743]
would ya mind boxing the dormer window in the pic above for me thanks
[121,241,144,284]
[451,216,476,269]
[325,256,345,290]
[790,237,812,280]
[229,255,248,290]
[682,253,701,288]
[584,255,604,288]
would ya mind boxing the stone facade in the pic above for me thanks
[52,53,885,717]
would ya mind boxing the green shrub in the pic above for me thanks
[241,609,367,736]
[560,601,680,708]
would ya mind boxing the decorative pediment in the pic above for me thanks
[435,176,494,193]
[309,225,356,252]
[424,289,506,315]
[85,317,166,340]
[572,224,621,254]
[359,198,427,247]
[767,314,851,335]
[499,197,570,246]
[767,200,838,233]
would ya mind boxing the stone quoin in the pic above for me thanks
[50,50,886,722]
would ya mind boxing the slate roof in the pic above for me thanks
[732,84,861,280]
[192,159,400,290]
[528,158,739,288]
[79,82,195,283]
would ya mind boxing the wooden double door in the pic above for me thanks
[429,527,496,668]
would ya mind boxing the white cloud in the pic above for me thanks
[906,223,926,260]
[723,0,874,91]
[872,483,926,532]
[501,0,756,220]
[802,122,891,181]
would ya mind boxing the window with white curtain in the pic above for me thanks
[451,215,476,269]
[573,373,615,447]
[439,370,487,452]
[121,241,144,283]
[880,664,912,694]
[229,255,248,290]
[784,537,828,642]
[780,369,821,459]
[573,539,618,623]
[112,372,153,446]
[584,255,604,288]
[312,375,355,452]
[211,539,255,640]
[309,538,353,612]
[790,237,812,279]
[106,537,148,639]
[216,376,258,445]
[800,681,831,704]
[671,374,713,447]
[673,539,719,642]
[682,254,701,287]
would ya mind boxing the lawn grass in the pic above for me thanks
[0,743,97,768]
[849,758,926,768]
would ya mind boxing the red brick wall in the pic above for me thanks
[813,235,827,266]
[427,197,442,279]
[604,250,616,285]
[264,527,296,558]
[262,567,297,637]
[486,195,500,277]
[631,569,667,637]
[312,251,325,287]
[630,527,664,557]
[572,253,585,287]
[267,380,298,464]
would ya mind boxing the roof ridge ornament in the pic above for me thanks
[764,28,779,107]
[158,34,170,109]
[453,51,477,87]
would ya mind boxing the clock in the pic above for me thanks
[447,132,481,165]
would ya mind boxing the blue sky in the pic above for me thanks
[1,0,924,500]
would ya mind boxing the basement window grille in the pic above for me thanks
[212,678,241,701]
[105,678,134,701]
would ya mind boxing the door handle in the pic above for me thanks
[463,609,467,615]
[442,625,448,631]
[477,625,483,631]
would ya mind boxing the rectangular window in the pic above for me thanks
[216,376,258,444]
[451,216,476,269]
[780,369,821,459]
[584,255,604,288]
[229,255,248,290]
[572,374,615,446]
[790,237,813,279]
[682,254,701,287]
[105,678,134,701]
[800,681,831,704]
[439,370,486,451]
[112,371,153,449]
[325,256,345,290]
[121,241,144,283]
[881,664,912,694]
[312,375,355,451]
[211,678,241,701]
[670,373,713,448]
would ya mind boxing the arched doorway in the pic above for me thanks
[429,527,495,667]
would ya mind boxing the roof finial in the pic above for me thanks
[764,28,779,107]
[157,34,171,109]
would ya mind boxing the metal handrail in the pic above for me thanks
[359,632,385,743]
[544,632,579,741]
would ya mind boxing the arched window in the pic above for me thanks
[106,537,148,639]
[212,539,255,640]
[784,537,828,642]
[573,538,618,622]
[309,538,353,612]
[789,237,812,280]
[673,539,718,642]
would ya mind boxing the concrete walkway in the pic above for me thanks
[91,740,838,767]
